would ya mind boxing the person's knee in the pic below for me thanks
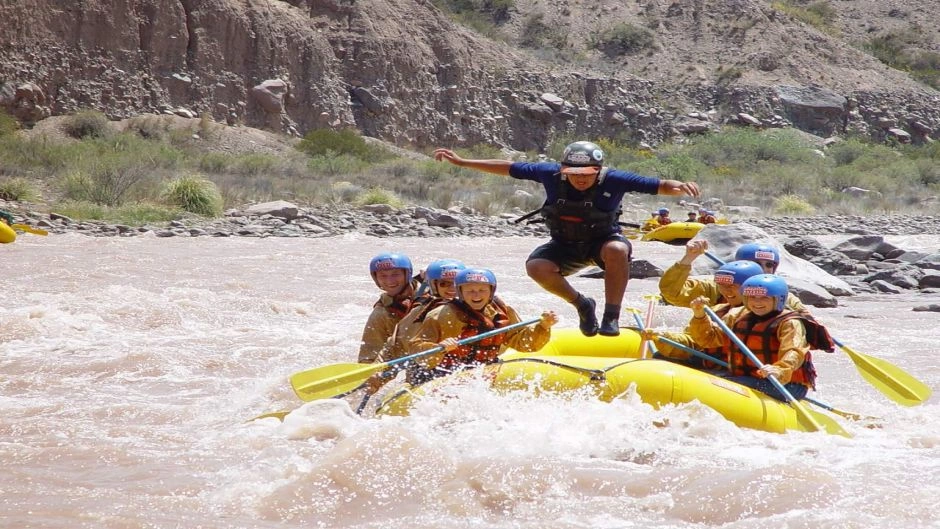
[526,259,558,280]
[601,242,630,267]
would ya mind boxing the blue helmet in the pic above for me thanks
[425,259,466,296]
[455,268,497,300]
[714,260,764,287]
[369,252,413,286]
[741,274,788,312]
[658,207,670,215]
[735,243,780,271]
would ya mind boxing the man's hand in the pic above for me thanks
[758,364,784,379]
[689,295,710,318]
[433,148,463,166]
[679,239,709,265]
[537,310,559,330]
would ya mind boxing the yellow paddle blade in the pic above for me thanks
[248,410,292,422]
[12,224,48,235]
[716,218,730,225]
[839,344,931,406]
[290,362,385,402]
[795,402,851,437]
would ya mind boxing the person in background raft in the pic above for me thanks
[659,240,807,313]
[687,211,698,222]
[687,274,835,402]
[641,211,661,232]
[696,208,717,224]
[433,142,700,337]
[0,209,14,226]
[410,268,558,384]
[656,207,673,226]
[359,252,420,363]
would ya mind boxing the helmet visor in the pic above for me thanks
[561,166,600,176]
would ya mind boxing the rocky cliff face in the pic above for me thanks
[1,0,938,151]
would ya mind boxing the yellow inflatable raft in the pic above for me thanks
[641,221,703,243]
[0,222,15,244]
[376,328,843,435]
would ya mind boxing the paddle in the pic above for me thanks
[703,249,930,406]
[290,317,541,402]
[832,338,930,407]
[12,223,49,236]
[641,294,660,358]
[625,307,659,356]
[654,334,875,422]
[703,306,849,436]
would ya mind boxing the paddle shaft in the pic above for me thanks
[704,250,725,266]
[384,317,541,370]
[703,306,825,432]
[629,310,659,356]
[291,317,543,402]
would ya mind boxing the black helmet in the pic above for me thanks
[561,141,604,167]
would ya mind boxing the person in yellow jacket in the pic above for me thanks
[378,259,465,364]
[686,274,834,402]
[362,259,466,394]
[653,260,764,365]
[359,252,419,363]
[658,240,806,312]
[409,267,558,384]
[641,211,660,232]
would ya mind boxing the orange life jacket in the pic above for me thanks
[437,298,511,369]
[727,311,819,388]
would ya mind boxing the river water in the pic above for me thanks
[1,233,938,529]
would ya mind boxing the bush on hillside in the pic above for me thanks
[0,112,18,137]
[63,110,112,139]
[162,175,224,216]
[0,177,38,201]
[590,23,655,56]
[297,129,393,162]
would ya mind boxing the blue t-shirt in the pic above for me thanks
[509,162,661,212]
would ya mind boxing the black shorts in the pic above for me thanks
[526,234,632,277]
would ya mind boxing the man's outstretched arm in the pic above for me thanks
[658,179,701,197]
[433,148,513,177]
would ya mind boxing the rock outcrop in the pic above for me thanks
[1,0,939,150]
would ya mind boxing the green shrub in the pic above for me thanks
[297,128,393,161]
[307,153,371,176]
[773,194,815,215]
[0,177,38,201]
[63,110,112,139]
[199,152,232,173]
[0,112,18,137]
[356,187,403,207]
[771,1,837,33]
[864,31,940,90]
[590,23,655,56]
[163,175,224,216]
[52,200,181,225]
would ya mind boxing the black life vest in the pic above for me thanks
[539,169,621,243]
